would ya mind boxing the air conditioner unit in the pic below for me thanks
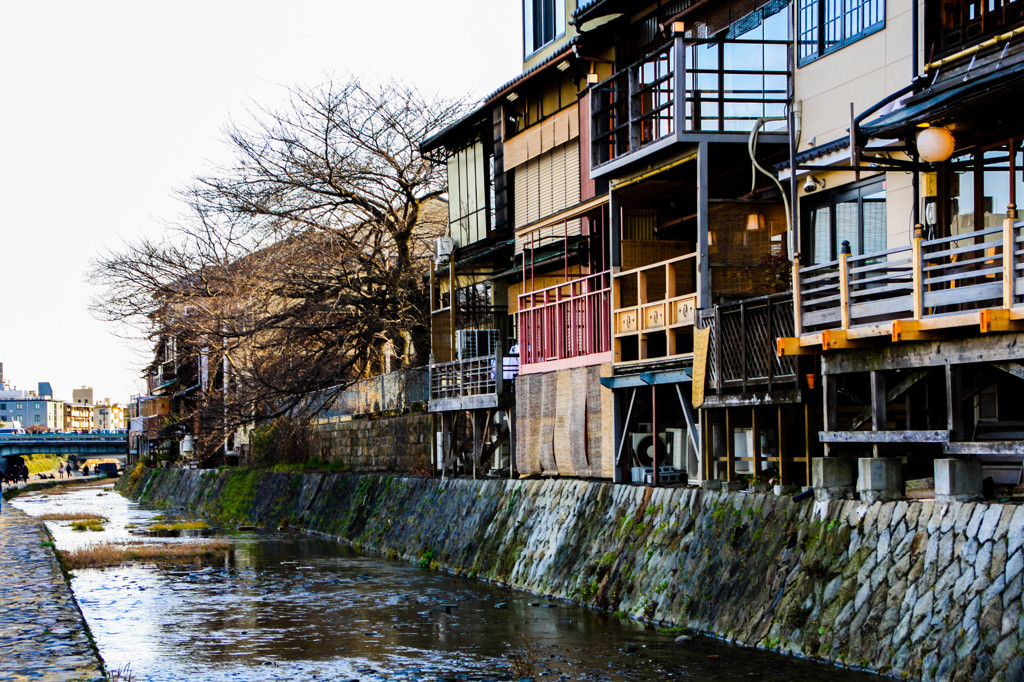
[733,427,754,474]
[662,428,688,472]
[629,431,668,467]
[434,236,456,265]
[457,329,500,359]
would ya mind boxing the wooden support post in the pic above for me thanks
[751,406,761,478]
[696,141,710,309]
[823,373,837,457]
[804,402,813,483]
[839,248,852,330]
[1004,217,1015,309]
[912,228,924,320]
[703,411,712,483]
[777,405,786,484]
[792,257,803,335]
[724,408,734,481]
[946,364,964,442]
[651,385,660,486]
[870,370,886,457]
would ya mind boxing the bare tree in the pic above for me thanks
[92,79,463,463]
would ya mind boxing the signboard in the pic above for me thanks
[691,326,710,408]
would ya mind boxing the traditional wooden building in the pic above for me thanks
[778,0,1024,497]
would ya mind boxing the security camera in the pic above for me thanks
[804,176,824,193]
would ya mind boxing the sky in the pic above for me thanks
[0,0,522,404]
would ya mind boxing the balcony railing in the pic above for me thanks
[518,271,612,368]
[793,219,1024,337]
[591,35,790,167]
[699,294,796,393]
[613,253,697,363]
[429,354,518,405]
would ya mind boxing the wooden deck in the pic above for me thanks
[779,218,1024,354]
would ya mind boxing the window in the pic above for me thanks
[803,177,886,264]
[16,403,22,410]
[524,0,565,56]
[798,0,883,64]
[447,139,491,247]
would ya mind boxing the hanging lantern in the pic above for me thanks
[916,126,956,163]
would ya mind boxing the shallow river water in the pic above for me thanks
[15,483,876,681]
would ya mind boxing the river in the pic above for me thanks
[14,481,877,681]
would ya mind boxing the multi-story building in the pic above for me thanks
[776,0,1024,498]
[92,398,126,431]
[422,0,808,485]
[72,386,94,406]
[0,390,65,430]
[64,401,93,431]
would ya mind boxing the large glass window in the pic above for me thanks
[803,177,887,264]
[524,0,565,56]
[798,0,884,64]
[948,145,1024,236]
[447,139,491,247]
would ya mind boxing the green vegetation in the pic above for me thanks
[71,519,105,532]
[148,520,210,532]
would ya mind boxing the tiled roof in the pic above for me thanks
[774,136,850,171]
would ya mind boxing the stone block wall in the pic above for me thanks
[309,413,432,473]
[121,468,1024,681]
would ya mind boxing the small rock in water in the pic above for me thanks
[529,602,541,607]
[494,602,508,609]
[675,635,692,643]
[623,643,639,653]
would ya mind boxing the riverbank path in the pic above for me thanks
[0,505,106,681]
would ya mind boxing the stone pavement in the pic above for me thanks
[0,505,106,681]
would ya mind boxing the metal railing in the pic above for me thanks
[795,219,1024,334]
[518,271,612,366]
[591,35,790,166]
[429,353,519,401]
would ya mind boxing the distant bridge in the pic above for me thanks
[0,433,128,463]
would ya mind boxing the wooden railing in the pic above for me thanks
[518,271,612,366]
[700,294,796,393]
[613,253,697,363]
[794,219,1024,335]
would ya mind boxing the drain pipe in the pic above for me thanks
[748,112,796,258]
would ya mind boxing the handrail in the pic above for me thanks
[614,251,697,278]
[518,270,610,304]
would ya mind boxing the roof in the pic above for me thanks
[774,136,850,171]
[420,38,580,154]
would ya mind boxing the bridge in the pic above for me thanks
[0,433,128,465]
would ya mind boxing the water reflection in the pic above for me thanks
[14,484,876,681]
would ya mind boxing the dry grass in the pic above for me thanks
[148,520,210,532]
[71,519,105,532]
[60,540,233,569]
[38,513,109,522]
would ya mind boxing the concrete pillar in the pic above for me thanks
[811,457,856,501]
[857,457,903,504]
[934,458,983,503]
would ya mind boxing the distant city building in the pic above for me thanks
[64,402,92,431]
[72,386,94,405]
[0,391,65,430]
[38,382,53,399]
[93,398,126,430]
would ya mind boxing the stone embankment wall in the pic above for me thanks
[310,413,431,472]
[119,468,1024,681]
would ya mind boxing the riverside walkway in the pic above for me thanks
[0,505,106,681]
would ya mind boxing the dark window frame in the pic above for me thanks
[802,175,887,264]
[523,0,566,58]
[797,0,885,66]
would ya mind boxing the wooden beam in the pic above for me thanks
[870,371,886,457]
[777,337,821,356]
[891,319,948,342]
[822,329,874,350]
[980,309,1024,333]
[822,333,1024,374]
[992,362,1024,382]
[820,430,950,443]
[946,364,964,442]
[846,324,894,340]
[944,441,1024,456]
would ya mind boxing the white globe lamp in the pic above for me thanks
[916,126,956,163]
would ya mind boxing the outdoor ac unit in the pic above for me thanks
[434,236,456,265]
[629,432,668,467]
[457,329,500,359]
[733,428,754,474]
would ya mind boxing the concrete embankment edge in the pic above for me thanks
[119,467,1024,681]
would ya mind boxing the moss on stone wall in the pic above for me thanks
[118,467,1024,681]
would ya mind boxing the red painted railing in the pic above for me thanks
[518,271,612,366]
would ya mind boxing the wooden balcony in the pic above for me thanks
[780,219,1024,353]
[429,354,518,412]
[518,271,613,374]
[613,253,697,364]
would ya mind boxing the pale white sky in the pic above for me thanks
[0,1,522,404]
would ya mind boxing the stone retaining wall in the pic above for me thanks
[119,468,1024,681]
[310,412,431,472]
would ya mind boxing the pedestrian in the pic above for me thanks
[58,464,64,479]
